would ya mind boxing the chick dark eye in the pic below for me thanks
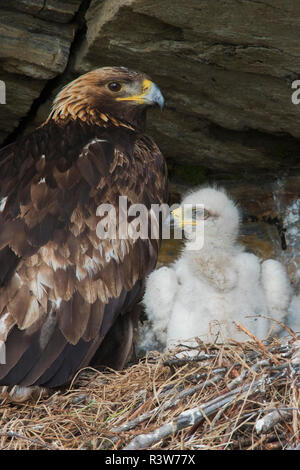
[108,82,122,92]
[192,207,210,219]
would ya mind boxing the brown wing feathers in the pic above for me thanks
[0,119,167,387]
[0,67,168,388]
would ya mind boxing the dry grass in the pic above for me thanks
[0,335,300,450]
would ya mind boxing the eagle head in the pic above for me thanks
[49,66,164,131]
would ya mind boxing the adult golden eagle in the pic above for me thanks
[0,67,167,399]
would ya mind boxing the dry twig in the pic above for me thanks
[0,336,299,450]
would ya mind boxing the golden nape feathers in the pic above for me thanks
[47,67,164,130]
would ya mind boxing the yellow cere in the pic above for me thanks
[116,79,153,104]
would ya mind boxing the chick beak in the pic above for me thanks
[169,207,197,228]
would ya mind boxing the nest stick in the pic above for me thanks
[111,374,223,434]
[124,375,267,450]
[235,323,280,364]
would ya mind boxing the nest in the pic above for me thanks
[1,330,300,450]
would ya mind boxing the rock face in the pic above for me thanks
[0,0,300,177]
[74,0,300,176]
[0,0,81,143]
[1,0,83,23]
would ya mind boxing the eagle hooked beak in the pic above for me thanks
[117,79,165,109]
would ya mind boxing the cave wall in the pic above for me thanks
[0,0,300,179]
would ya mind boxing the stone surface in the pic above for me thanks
[0,72,45,141]
[0,0,82,24]
[0,4,77,141]
[74,0,300,175]
[0,10,74,79]
[1,0,300,175]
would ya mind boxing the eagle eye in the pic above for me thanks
[108,82,122,92]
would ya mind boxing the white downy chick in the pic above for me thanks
[143,186,292,352]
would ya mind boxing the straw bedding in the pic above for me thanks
[0,330,299,450]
